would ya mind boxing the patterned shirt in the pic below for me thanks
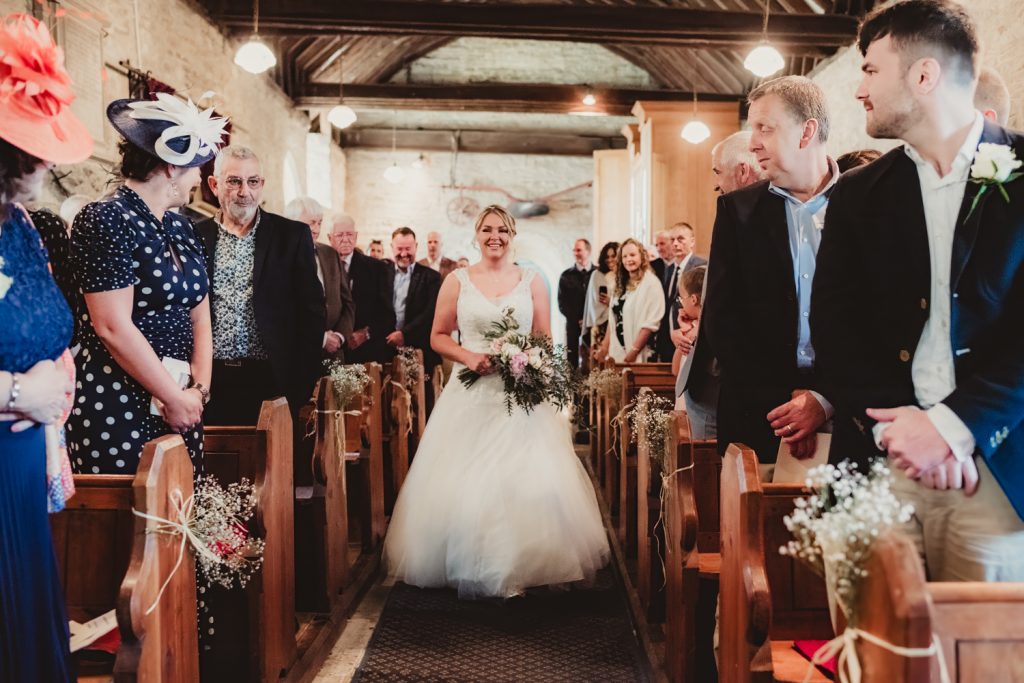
[212,210,268,360]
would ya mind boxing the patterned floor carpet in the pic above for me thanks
[351,569,649,682]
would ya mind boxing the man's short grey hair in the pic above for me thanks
[213,144,260,178]
[712,131,762,175]
[284,196,325,221]
[330,213,356,230]
[748,75,830,144]
[976,66,1011,126]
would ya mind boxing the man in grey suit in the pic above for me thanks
[657,222,707,361]
[285,197,355,360]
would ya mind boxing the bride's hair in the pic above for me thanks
[473,204,517,237]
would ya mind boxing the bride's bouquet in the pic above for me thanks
[458,307,578,414]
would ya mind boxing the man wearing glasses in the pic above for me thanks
[196,145,325,425]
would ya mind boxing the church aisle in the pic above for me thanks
[330,567,648,683]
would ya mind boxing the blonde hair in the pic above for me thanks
[615,238,651,297]
[748,75,830,144]
[474,204,517,236]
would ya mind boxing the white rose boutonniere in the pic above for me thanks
[967,143,1023,218]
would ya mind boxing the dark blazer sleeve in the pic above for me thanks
[293,225,326,396]
[557,268,573,318]
[703,195,749,380]
[401,267,441,344]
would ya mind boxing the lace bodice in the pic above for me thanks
[454,267,535,354]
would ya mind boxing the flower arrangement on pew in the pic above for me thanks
[627,388,674,475]
[585,367,623,404]
[133,476,265,614]
[324,360,371,408]
[396,347,423,392]
[779,460,945,682]
[458,307,578,414]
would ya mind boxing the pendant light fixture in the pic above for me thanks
[383,111,405,184]
[744,0,785,78]
[680,85,711,145]
[581,87,596,106]
[327,49,357,129]
[234,0,277,74]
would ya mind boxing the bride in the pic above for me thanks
[383,205,610,599]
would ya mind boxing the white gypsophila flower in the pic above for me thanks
[971,143,1022,183]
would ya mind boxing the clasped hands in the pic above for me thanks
[767,389,827,460]
[0,359,74,432]
[867,406,979,495]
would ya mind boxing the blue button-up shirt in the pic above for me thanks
[393,262,414,331]
[768,158,840,369]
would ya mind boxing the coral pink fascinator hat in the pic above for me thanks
[0,13,93,164]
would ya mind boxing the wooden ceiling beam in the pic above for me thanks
[296,82,738,115]
[208,0,858,46]
[341,127,626,156]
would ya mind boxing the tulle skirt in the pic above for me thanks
[384,369,610,599]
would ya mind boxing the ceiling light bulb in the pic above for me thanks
[582,92,597,106]
[744,42,785,78]
[327,104,357,129]
[234,38,277,74]
[681,119,711,144]
[383,163,405,184]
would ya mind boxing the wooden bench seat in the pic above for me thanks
[51,435,199,681]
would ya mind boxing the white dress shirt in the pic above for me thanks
[873,113,984,461]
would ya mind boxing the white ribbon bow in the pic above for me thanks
[805,628,950,683]
[128,92,227,166]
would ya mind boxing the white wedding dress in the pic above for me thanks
[383,267,610,598]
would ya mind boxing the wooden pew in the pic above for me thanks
[202,398,296,682]
[344,363,386,550]
[856,531,1024,682]
[719,443,832,683]
[388,351,426,498]
[618,363,675,556]
[51,435,199,681]
[295,377,349,614]
[662,411,700,683]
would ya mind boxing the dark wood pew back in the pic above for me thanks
[203,398,295,682]
[719,443,832,683]
[343,363,386,550]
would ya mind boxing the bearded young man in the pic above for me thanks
[812,0,1024,581]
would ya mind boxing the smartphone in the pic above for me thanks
[598,285,607,296]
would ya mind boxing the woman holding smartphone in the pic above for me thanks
[582,241,618,352]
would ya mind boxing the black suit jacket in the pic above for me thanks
[813,121,1024,517]
[346,249,396,364]
[196,210,325,411]
[656,254,708,361]
[557,265,593,329]
[703,182,828,461]
[315,242,355,359]
[386,262,442,371]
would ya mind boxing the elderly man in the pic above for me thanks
[195,146,324,425]
[648,228,671,280]
[711,131,765,195]
[417,230,456,279]
[284,196,354,361]
[387,227,442,377]
[328,214,395,364]
[703,76,838,465]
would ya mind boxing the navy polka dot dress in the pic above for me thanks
[66,186,208,474]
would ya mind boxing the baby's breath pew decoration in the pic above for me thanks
[132,476,265,614]
[584,367,623,404]
[396,347,423,392]
[626,388,674,474]
[324,360,371,408]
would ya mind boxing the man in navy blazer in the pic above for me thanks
[812,0,1024,581]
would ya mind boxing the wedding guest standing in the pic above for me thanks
[647,228,671,280]
[595,238,664,363]
[711,131,765,196]
[328,214,396,364]
[285,196,354,361]
[975,65,1010,126]
[0,13,90,681]
[813,0,1024,581]
[703,75,838,464]
[385,227,442,376]
[368,238,385,259]
[557,238,593,369]
[657,223,705,361]
[196,146,324,424]
[583,241,618,352]
[68,95,226,474]
[418,230,457,279]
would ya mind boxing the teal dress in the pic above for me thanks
[0,206,74,682]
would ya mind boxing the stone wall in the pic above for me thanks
[811,0,1024,158]
[2,0,340,214]
[344,148,594,343]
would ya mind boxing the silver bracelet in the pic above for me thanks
[6,373,21,410]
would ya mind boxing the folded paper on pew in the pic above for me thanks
[69,609,118,653]
[773,433,831,484]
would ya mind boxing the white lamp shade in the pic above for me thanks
[744,43,785,78]
[681,119,711,144]
[383,164,405,184]
[328,104,357,129]
[235,38,277,74]
[582,93,597,106]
